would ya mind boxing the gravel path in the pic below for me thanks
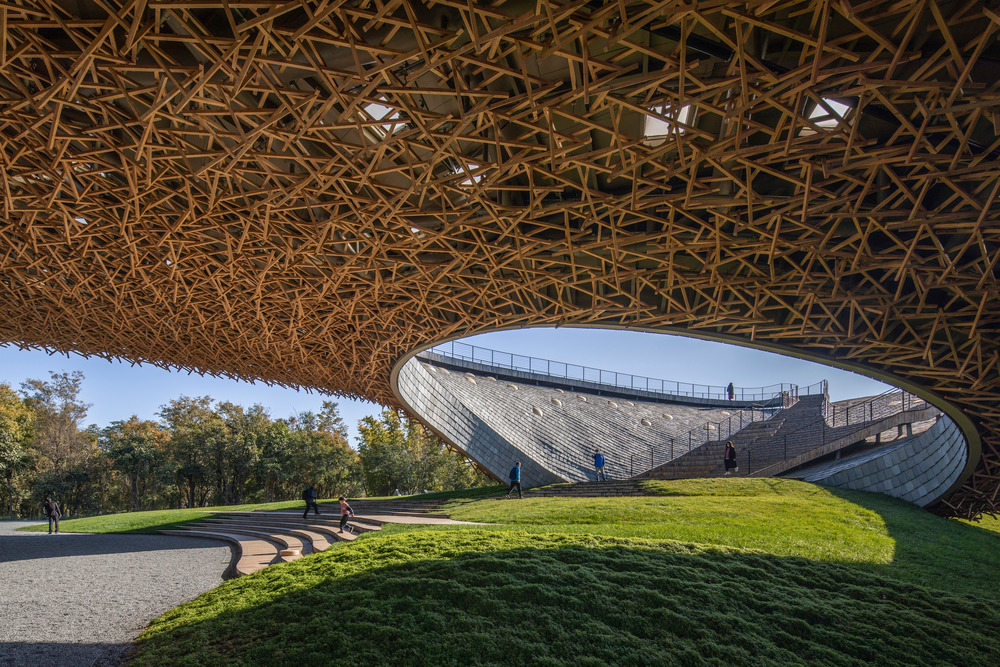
[0,521,231,667]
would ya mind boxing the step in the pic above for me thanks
[305,506,451,519]
[220,515,382,533]
[187,523,307,559]
[208,515,379,539]
[160,529,280,578]
[215,511,385,531]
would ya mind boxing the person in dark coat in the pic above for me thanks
[504,461,522,499]
[724,441,739,476]
[727,382,735,400]
[302,483,321,518]
[43,496,61,534]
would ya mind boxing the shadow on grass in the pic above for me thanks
[133,531,1000,667]
[823,487,1000,597]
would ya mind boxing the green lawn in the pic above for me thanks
[33,479,1000,665]
[442,479,1000,598]
[133,530,1000,666]
[17,499,309,534]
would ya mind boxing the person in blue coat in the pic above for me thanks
[593,449,607,481]
[504,461,522,499]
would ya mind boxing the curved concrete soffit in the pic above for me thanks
[390,325,979,499]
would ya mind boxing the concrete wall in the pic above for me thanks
[397,357,761,487]
[793,416,967,507]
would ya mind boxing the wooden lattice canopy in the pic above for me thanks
[0,0,998,517]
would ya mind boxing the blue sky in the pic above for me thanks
[0,327,889,446]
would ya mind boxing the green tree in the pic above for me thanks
[357,409,490,496]
[0,383,35,516]
[217,402,271,504]
[284,402,362,499]
[357,410,414,496]
[102,417,169,512]
[20,371,92,473]
[158,396,224,508]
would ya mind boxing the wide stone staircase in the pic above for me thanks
[160,497,468,578]
[637,393,939,480]
[527,480,651,497]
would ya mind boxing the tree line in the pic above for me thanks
[0,370,491,518]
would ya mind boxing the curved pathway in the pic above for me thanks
[0,521,230,667]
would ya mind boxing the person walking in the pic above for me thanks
[727,382,735,401]
[724,440,739,475]
[42,496,61,534]
[302,483,321,519]
[593,449,607,482]
[338,496,355,533]
[504,461,522,499]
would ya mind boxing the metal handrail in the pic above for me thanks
[425,340,806,403]
[741,388,930,476]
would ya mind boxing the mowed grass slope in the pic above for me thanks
[116,479,1000,665]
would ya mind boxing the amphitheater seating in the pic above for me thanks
[640,394,939,480]
[421,360,769,482]
[160,498,468,578]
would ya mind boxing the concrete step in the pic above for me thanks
[208,514,381,535]
[215,511,386,530]
[187,523,308,559]
[160,529,280,578]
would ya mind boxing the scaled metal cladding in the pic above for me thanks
[0,1,998,517]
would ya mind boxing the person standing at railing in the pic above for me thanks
[724,441,739,476]
[593,449,607,482]
[504,461,522,499]
[727,382,735,400]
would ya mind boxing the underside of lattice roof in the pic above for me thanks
[1,0,998,517]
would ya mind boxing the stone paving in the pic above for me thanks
[0,521,229,667]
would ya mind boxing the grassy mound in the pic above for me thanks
[133,530,1000,666]
[443,479,1000,599]
[121,479,1000,665]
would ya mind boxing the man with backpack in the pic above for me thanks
[302,483,321,519]
[504,461,522,499]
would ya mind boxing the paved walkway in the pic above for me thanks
[0,521,230,667]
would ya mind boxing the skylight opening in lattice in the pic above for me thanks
[458,163,484,187]
[362,100,403,138]
[643,104,693,145]
[806,98,851,130]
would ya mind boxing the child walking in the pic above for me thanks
[339,496,355,533]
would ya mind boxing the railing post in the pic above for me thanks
[670,437,674,460]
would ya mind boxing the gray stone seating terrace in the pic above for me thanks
[159,499,472,577]
[420,359,766,482]
[642,394,938,480]
[527,480,652,497]
[782,416,967,507]
[158,528,287,578]
[636,391,963,507]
